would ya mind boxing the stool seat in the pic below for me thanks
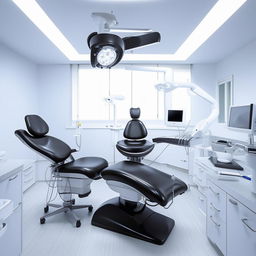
[116,140,154,158]
[102,161,188,206]
[58,157,108,180]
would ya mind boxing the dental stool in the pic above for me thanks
[116,108,154,162]
[15,115,108,227]
[92,109,188,245]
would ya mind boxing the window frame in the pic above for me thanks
[71,64,191,127]
[217,75,234,124]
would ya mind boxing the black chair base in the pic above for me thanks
[91,197,175,245]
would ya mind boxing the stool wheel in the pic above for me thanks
[40,218,46,225]
[76,220,81,228]
[44,206,49,213]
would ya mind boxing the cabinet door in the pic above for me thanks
[0,205,22,256]
[227,195,256,256]
[0,171,22,207]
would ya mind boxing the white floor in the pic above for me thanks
[22,163,220,256]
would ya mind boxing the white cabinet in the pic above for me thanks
[22,161,36,192]
[0,205,22,256]
[227,195,256,256]
[206,181,227,255]
[0,171,22,208]
[194,162,208,215]
[0,163,23,256]
[196,157,256,256]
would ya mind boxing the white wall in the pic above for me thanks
[36,64,219,167]
[211,39,256,141]
[0,43,38,159]
[191,64,216,125]
[37,65,115,164]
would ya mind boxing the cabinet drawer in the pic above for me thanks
[227,195,256,256]
[207,180,226,255]
[207,181,226,210]
[198,191,207,216]
[0,171,22,207]
[22,164,35,192]
[207,209,226,255]
[0,205,22,256]
[23,176,35,192]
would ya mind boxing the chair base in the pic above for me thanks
[40,200,93,228]
[91,197,175,245]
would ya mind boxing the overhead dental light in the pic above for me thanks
[87,12,161,68]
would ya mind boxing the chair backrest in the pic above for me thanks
[123,108,148,140]
[15,115,72,163]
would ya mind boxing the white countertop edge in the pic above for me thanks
[0,160,23,182]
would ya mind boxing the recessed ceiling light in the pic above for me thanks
[12,0,247,62]
[12,0,82,60]
[175,0,248,60]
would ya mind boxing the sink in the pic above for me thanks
[0,199,13,221]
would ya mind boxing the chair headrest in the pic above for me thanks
[25,115,49,137]
[130,108,140,119]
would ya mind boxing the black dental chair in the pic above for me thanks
[116,108,155,161]
[15,115,108,227]
[92,108,188,245]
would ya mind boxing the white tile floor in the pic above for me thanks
[22,163,220,256]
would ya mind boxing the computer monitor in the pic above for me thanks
[228,104,256,134]
[166,110,184,126]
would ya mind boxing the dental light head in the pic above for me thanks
[88,12,161,68]
[87,33,125,68]
[88,32,161,69]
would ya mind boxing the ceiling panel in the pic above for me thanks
[0,0,255,64]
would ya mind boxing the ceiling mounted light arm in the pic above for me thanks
[123,32,161,50]
[91,12,153,34]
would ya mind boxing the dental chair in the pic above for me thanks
[92,108,188,245]
[116,108,155,161]
[15,115,108,227]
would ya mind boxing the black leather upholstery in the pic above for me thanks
[15,116,108,180]
[116,140,154,157]
[25,115,49,137]
[58,157,108,179]
[130,108,140,119]
[102,161,188,206]
[123,108,147,140]
[123,120,148,140]
[117,108,154,158]
[15,129,72,163]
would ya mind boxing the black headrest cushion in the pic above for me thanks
[130,108,140,119]
[25,115,49,137]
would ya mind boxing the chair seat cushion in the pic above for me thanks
[116,140,154,154]
[101,161,188,206]
[57,157,108,180]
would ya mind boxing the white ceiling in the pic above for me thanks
[0,0,255,64]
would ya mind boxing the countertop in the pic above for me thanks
[196,157,256,213]
[0,159,24,182]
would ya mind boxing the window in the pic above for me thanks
[218,77,233,123]
[72,65,191,123]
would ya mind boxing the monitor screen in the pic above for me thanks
[228,105,252,130]
[167,110,183,122]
